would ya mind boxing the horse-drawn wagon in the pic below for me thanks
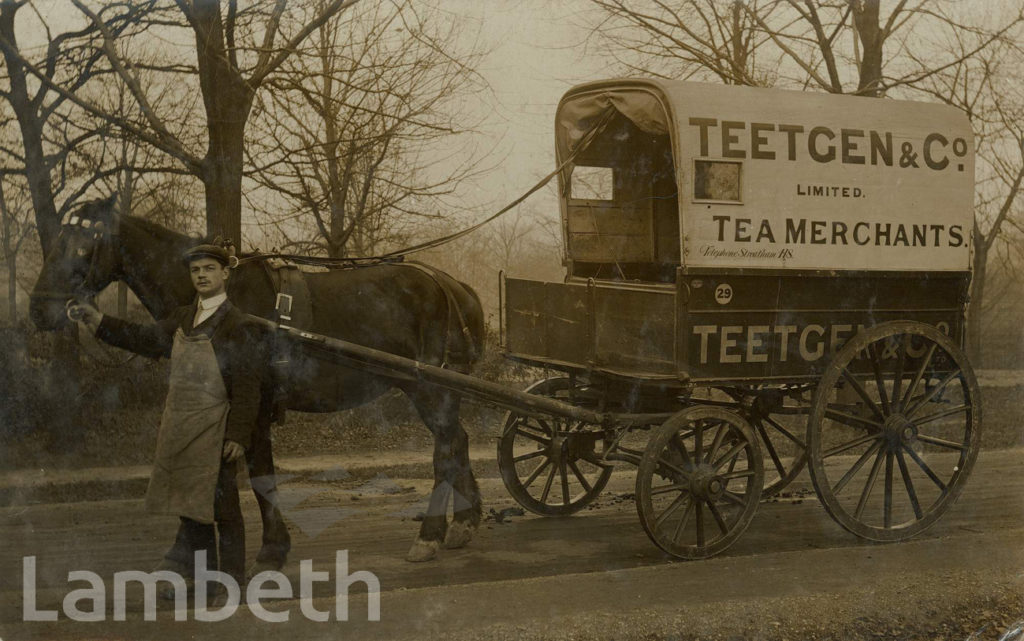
[495,78,980,558]
[261,78,979,560]
[32,78,980,562]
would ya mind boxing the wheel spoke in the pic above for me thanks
[884,451,894,529]
[854,447,886,520]
[840,369,886,421]
[901,342,937,409]
[654,490,689,529]
[513,449,546,463]
[754,420,787,479]
[707,499,729,535]
[891,334,905,411]
[719,469,755,481]
[906,370,959,418]
[522,459,550,489]
[695,500,705,547]
[670,434,693,468]
[763,415,806,447]
[539,464,557,503]
[671,498,695,544]
[912,404,970,426]
[916,433,969,452]
[533,417,554,435]
[896,449,923,520]
[707,421,728,463]
[694,424,704,464]
[720,490,745,506]
[654,455,691,480]
[903,445,948,492]
[823,432,882,459]
[567,459,593,492]
[559,457,571,505]
[515,427,550,446]
[712,440,747,471]
[824,406,884,431]
[868,342,892,414]
[650,482,689,496]
[832,439,883,495]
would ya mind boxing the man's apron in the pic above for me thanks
[145,329,229,524]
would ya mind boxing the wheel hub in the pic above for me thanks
[689,464,725,500]
[882,413,916,448]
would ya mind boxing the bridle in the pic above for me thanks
[31,209,139,367]
[31,211,120,305]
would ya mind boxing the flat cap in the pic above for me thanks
[183,243,230,266]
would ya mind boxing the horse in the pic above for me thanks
[29,195,486,563]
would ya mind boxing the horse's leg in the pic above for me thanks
[405,386,481,562]
[246,395,292,573]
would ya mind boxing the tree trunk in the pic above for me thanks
[0,3,60,252]
[729,1,747,84]
[2,207,14,325]
[201,120,248,243]
[188,0,254,244]
[850,0,884,96]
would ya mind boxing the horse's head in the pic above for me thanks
[30,194,122,330]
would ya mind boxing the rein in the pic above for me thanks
[376,108,615,260]
[237,108,617,266]
[233,253,405,270]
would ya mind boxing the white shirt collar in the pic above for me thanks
[197,292,228,311]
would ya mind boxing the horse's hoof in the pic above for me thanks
[405,538,440,562]
[443,521,475,549]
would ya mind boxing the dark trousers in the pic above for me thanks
[165,461,245,582]
[165,406,290,576]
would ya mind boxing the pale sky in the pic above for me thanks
[445,1,606,215]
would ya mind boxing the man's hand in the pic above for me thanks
[66,300,102,332]
[222,439,245,462]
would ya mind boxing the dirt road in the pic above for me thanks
[1,448,1022,641]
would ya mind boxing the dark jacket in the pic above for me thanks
[96,299,263,448]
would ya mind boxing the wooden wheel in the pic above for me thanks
[726,386,810,498]
[807,321,981,541]
[497,377,613,516]
[636,406,763,560]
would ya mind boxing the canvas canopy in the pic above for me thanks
[555,86,670,161]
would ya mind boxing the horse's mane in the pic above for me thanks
[120,214,197,246]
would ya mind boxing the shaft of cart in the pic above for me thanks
[246,315,673,429]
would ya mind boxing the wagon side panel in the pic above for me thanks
[676,270,970,382]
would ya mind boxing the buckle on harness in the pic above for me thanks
[275,292,294,322]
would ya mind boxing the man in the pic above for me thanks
[71,241,263,588]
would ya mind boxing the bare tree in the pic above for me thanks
[583,0,778,85]
[584,1,1023,96]
[248,0,488,258]
[0,172,33,323]
[3,0,358,245]
[0,0,152,251]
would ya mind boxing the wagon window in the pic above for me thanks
[693,160,742,203]
[570,166,614,201]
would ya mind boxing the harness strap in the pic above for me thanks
[400,262,477,368]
